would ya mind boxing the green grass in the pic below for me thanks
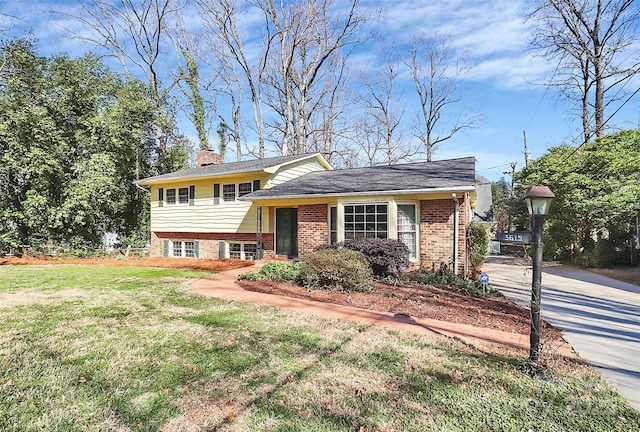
[0,265,638,432]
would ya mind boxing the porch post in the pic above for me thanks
[256,205,263,260]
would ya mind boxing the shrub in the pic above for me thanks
[406,262,501,297]
[258,261,303,283]
[466,221,489,277]
[342,237,410,278]
[301,248,373,292]
[238,261,303,283]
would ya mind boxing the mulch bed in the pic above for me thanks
[238,279,563,341]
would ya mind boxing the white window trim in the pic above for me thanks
[165,187,193,206]
[222,184,236,202]
[171,240,196,258]
[342,202,389,240]
[332,200,420,261]
[227,242,258,261]
[222,182,255,203]
[397,202,419,261]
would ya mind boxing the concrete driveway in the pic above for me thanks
[482,256,640,412]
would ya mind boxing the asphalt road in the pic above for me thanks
[482,256,640,412]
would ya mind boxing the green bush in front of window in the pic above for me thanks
[315,238,410,280]
[342,238,410,279]
[301,248,373,293]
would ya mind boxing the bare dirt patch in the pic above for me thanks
[237,279,563,341]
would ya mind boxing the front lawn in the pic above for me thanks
[1,265,638,431]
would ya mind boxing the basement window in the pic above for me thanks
[228,242,257,261]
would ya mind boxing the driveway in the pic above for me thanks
[482,256,640,411]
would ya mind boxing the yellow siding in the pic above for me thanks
[265,159,326,188]
[150,174,270,233]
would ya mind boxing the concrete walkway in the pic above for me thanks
[483,256,640,412]
[188,262,574,357]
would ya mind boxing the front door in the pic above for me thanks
[276,208,298,258]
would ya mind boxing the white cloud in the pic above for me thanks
[364,0,552,89]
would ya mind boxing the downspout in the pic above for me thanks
[452,193,459,275]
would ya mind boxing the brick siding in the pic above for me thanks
[297,204,328,257]
[419,198,468,274]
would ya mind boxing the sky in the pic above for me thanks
[2,0,640,182]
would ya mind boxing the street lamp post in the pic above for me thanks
[523,185,555,364]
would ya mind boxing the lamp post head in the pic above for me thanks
[523,185,555,216]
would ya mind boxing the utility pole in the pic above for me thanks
[503,162,517,197]
[523,130,530,168]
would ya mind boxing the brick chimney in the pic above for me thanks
[197,150,223,167]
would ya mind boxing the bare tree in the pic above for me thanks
[355,48,414,166]
[196,0,269,158]
[529,0,640,143]
[65,0,179,105]
[258,0,368,155]
[408,35,478,162]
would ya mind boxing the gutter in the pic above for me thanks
[239,185,476,201]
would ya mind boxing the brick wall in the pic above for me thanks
[151,231,274,259]
[419,198,467,274]
[297,204,328,257]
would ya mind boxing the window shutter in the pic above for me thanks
[194,241,200,259]
[163,240,169,258]
[158,188,164,207]
[213,183,220,205]
[252,179,260,191]
[189,185,195,206]
[218,241,226,259]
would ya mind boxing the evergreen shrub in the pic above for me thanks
[301,248,372,292]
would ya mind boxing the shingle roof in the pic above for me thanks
[243,157,476,200]
[135,153,322,185]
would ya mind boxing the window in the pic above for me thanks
[228,242,257,260]
[397,204,417,259]
[223,184,236,202]
[172,241,183,257]
[243,243,257,260]
[166,189,176,205]
[344,204,387,239]
[165,186,194,205]
[238,182,253,197]
[172,240,197,258]
[329,206,337,244]
[184,241,195,258]
[178,187,189,204]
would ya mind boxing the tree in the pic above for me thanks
[196,0,269,159]
[352,47,415,166]
[258,0,368,156]
[57,0,197,168]
[515,129,640,265]
[408,35,479,161]
[0,39,175,253]
[529,0,640,144]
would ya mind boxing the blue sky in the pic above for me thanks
[3,0,640,182]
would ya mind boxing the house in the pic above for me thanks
[134,151,476,274]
